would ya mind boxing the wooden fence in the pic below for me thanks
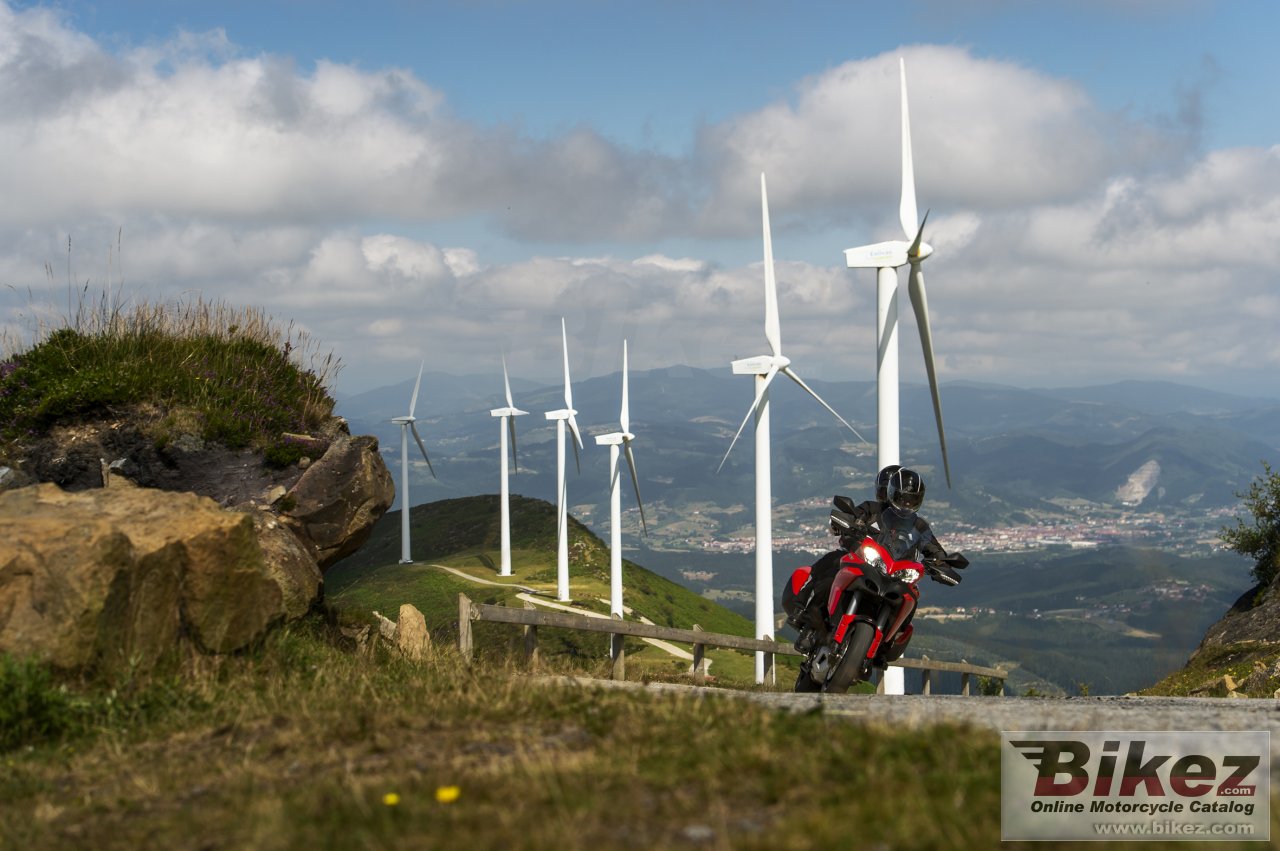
[457,594,1007,695]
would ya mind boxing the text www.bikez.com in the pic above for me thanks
[1093,821,1256,837]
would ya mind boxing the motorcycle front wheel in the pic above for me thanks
[823,621,876,693]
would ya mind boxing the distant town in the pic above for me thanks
[613,496,1243,559]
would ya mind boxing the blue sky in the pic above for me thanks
[3,0,1280,399]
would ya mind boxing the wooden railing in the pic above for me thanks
[457,594,1006,695]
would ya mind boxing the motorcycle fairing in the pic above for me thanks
[827,535,923,656]
[789,566,811,595]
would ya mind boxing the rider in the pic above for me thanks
[785,466,949,654]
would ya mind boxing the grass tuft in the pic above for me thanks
[0,292,339,454]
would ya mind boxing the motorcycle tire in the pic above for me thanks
[823,621,876,694]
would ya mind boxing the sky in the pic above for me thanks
[2,0,1279,403]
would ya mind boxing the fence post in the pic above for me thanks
[610,613,626,681]
[876,670,886,694]
[691,624,706,685]
[523,601,539,668]
[961,660,971,696]
[458,593,473,664]
[921,656,932,695]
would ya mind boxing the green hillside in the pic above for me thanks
[326,495,779,685]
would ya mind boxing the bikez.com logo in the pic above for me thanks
[1012,738,1259,799]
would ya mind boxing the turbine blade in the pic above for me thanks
[409,421,437,479]
[909,209,930,259]
[899,57,919,242]
[408,360,425,419]
[502,351,515,409]
[620,339,630,435]
[567,413,583,474]
[561,317,574,410]
[907,263,952,488]
[716,364,780,473]
[623,440,648,535]
[780,365,868,445]
[761,174,782,357]
[508,415,519,473]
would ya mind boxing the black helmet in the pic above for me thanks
[887,468,925,515]
[874,464,902,503]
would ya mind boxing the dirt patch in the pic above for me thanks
[4,410,310,507]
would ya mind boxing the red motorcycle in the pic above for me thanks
[783,506,967,693]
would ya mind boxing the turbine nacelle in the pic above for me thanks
[843,239,933,270]
[731,354,790,375]
[490,406,529,418]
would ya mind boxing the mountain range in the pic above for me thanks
[335,369,1279,530]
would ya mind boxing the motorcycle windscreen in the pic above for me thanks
[876,509,925,561]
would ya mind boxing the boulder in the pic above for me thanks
[281,435,394,570]
[395,603,431,660]
[0,484,294,671]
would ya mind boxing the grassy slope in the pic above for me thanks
[326,494,779,686]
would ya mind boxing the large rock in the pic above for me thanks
[250,510,323,620]
[281,435,394,570]
[0,484,291,671]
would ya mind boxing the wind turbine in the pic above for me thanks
[843,57,952,694]
[391,361,436,564]
[721,173,867,685]
[594,340,648,620]
[490,353,528,577]
[544,318,584,602]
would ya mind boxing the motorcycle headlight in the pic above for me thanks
[893,568,922,585]
[860,545,886,573]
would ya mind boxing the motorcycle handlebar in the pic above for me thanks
[927,564,962,585]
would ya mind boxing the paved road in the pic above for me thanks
[542,678,1280,781]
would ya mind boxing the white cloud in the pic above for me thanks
[696,45,1191,234]
[1,4,1278,398]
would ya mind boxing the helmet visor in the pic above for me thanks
[891,489,923,512]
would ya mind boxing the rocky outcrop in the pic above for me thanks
[0,484,291,672]
[1190,582,1280,657]
[0,410,394,672]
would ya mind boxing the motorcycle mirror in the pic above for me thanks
[832,495,857,514]
[947,553,970,570]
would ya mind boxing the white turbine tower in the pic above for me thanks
[843,57,952,695]
[721,173,867,685]
[391,361,436,564]
[490,354,528,577]
[594,340,648,621]
[544,319,584,602]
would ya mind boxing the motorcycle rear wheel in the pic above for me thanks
[823,621,876,693]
